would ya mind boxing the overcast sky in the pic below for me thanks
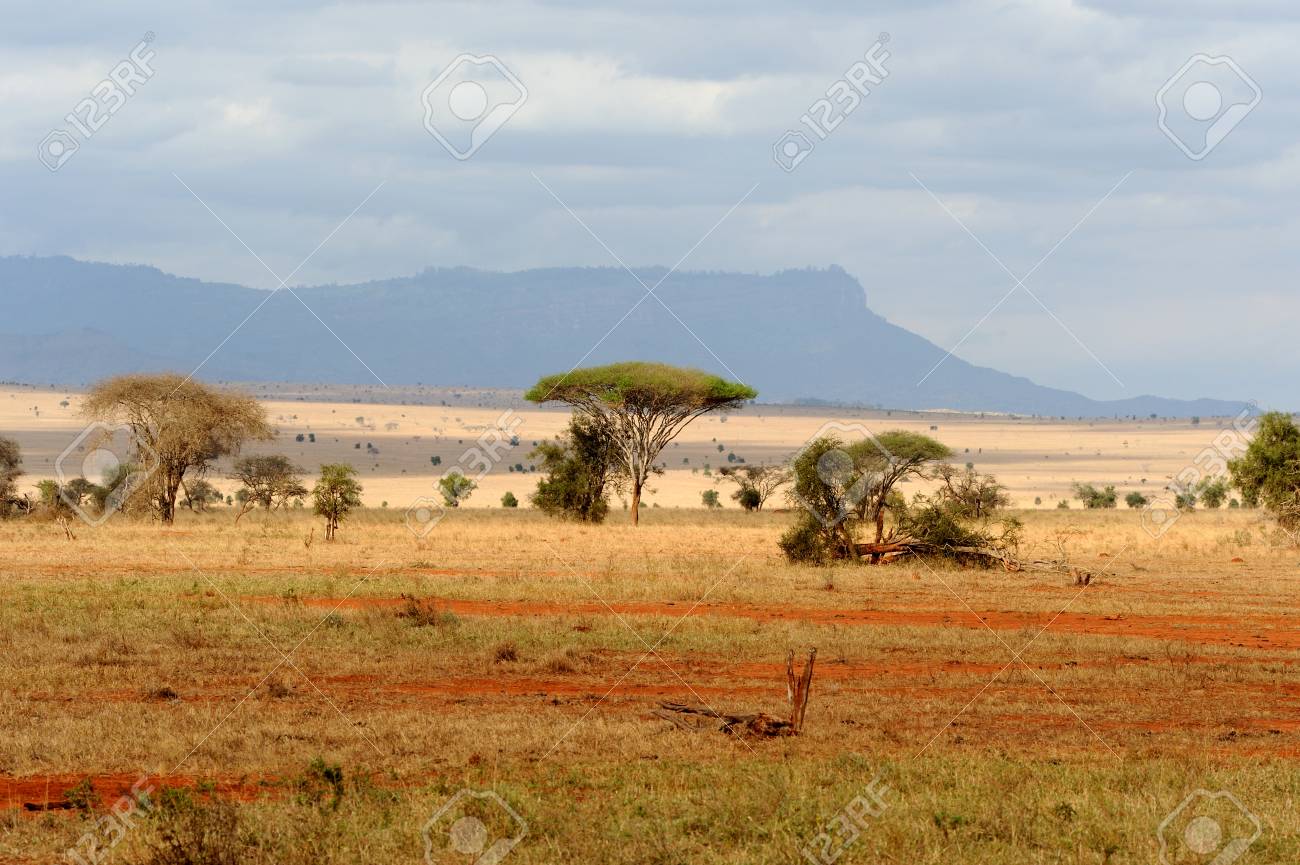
[3,0,1296,406]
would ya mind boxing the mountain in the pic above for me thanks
[0,255,1247,417]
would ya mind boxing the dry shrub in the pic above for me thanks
[395,594,458,628]
[135,797,241,865]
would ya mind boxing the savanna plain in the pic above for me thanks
[2,500,1298,863]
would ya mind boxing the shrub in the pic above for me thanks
[701,489,722,509]
[1124,491,1148,508]
[138,796,241,865]
[1197,477,1229,509]
[438,472,476,507]
[1072,483,1117,509]
[777,514,831,565]
[529,416,628,523]
[501,491,519,508]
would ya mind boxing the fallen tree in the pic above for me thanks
[854,525,1104,585]
[654,649,816,738]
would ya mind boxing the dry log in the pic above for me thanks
[852,540,1102,581]
[655,647,817,738]
[654,702,796,737]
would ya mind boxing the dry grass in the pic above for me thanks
[2,507,1298,863]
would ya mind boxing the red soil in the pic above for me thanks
[1,772,273,812]
[242,594,1300,650]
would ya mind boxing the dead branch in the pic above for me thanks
[655,648,816,738]
[654,702,796,737]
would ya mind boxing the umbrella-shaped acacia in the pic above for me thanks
[526,362,756,525]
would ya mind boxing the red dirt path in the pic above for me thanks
[242,594,1300,650]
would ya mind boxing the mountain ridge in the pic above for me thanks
[0,255,1248,417]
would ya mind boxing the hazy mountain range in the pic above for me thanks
[0,255,1247,417]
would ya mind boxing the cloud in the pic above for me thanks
[0,0,1295,405]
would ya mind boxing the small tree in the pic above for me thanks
[82,374,273,524]
[1073,483,1118,509]
[933,464,1010,519]
[529,416,628,523]
[701,489,722,509]
[1229,411,1300,527]
[229,455,308,522]
[526,362,755,525]
[313,464,362,541]
[851,431,952,543]
[716,464,792,512]
[182,479,222,511]
[1196,477,1229,510]
[501,491,519,508]
[1124,491,1148,508]
[439,472,476,508]
[36,480,68,512]
[0,436,22,517]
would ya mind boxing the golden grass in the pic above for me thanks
[2,507,1298,863]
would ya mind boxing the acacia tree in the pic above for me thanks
[229,455,308,522]
[934,464,1011,519]
[82,374,273,524]
[716,464,792,512]
[847,431,952,543]
[526,362,756,525]
[313,464,362,541]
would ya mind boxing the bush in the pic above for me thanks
[701,489,721,509]
[501,491,519,508]
[1124,491,1148,508]
[1197,477,1229,509]
[137,796,241,865]
[529,416,628,523]
[736,487,762,511]
[778,514,831,565]
[1072,483,1117,509]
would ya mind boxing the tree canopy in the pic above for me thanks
[313,464,362,540]
[230,454,308,521]
[525,362,756,524]
[83,374,273,524]
[1229,411,1300,526]
[0,436,22,517]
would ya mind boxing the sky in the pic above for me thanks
[2,0,1297,406]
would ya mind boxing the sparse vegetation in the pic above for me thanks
[716,464,792,512]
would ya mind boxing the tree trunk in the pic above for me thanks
[630,481,642,526]
[159,471,183,525]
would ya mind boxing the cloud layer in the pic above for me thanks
[2,0,1295,405]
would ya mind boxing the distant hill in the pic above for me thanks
[0,255,1248,417]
